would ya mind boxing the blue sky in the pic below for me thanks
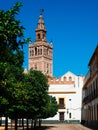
[0,0,98,77]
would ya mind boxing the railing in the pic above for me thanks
[83,89,98,104]
[58,104,65,109]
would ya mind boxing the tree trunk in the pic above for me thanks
[31,119,33,129]
[5,116,8,130]
[22,118,24,126]
[15,118,17,130]
[34,120,36,128]
[0,117,2,126]
[22,118,24,130]
[27,118,29,130]
[18,119,21,127]
[39,119,41,127]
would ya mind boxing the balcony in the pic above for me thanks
[58,104,65,109]
[83,89,98,104]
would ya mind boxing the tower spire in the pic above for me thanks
[35,9,47,42]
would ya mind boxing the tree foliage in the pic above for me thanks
[45,96,58,118]
[0,2,24,53]
[0,2,25,129]
[23,69,49,119]
[23,70,58,127]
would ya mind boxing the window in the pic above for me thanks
[38,48,42,55]
[38,33,40,39]
[69,113,71,118]
[35,47,37,55]
[59,112,64,121]
[59,98,65,109]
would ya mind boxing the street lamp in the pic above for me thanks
[67,109,69,114]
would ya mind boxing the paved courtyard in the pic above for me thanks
[0,124,92,130]
[39,124,92,130]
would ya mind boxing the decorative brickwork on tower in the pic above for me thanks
[28,11,53,76]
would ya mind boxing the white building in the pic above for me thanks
[45,71,84,123]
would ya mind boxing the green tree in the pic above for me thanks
[0,2,24,56]
[44,95,58,118]
[24,70,49,119]
[0,2,26,130]
[23,70,58,128]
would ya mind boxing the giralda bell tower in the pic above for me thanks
[28,10,53,77]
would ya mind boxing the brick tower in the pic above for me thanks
[28,10,53,77]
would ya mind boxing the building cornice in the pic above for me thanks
[49,92,76,94]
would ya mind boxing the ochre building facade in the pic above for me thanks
[82,45,98,127]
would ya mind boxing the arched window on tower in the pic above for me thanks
[32,50,34,56]
[43,34,45,39]
[35,47,37,55]
[38,48,42,55]
[38,33,40,40]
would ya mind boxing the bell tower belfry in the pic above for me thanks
[28,10,53,77]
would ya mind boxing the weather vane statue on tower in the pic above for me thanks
[40,9,44,15]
